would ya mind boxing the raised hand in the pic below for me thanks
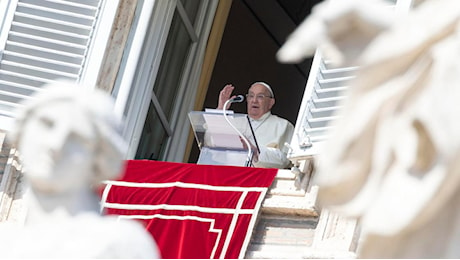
[217,84,236,110]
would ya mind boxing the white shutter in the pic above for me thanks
[288,50,356,161]
[0,0,103,130]
[288,0,408,161]
[302,56,356,144]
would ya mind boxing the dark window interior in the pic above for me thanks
[189,0,322,163]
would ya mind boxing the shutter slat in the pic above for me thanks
[8,33,87,54]
[21,0,100,8]
[0,95,26,109]
[3,52,81,74]
[1,61,79,80]
[311,96,345,108]
[19,0,98,16]
[0,69,55,86]
[6,42,85,63]
[11,22,89,45]
[0,89,31,100]
[310,106,342,118]
[0,109,18,118]
[0,80,40,96]
[320,67,358,80]
[318,77,354,89]
[17,3,96,26]
[14,13,92,34]
[307,116,340,128]
[56,0,101,7]
[315,86,347,99]
[0,70,49,87]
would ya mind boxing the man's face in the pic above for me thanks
[246,84,275,119]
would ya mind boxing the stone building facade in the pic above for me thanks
[0,0,417,258]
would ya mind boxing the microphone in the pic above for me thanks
[229,95,244,103]
[222,94,254,167]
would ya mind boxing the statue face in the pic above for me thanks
[18,101,97,193]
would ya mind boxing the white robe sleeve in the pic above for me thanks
[254,146,292,169]
[253,114,295,169]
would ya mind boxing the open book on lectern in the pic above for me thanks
[188,109,259,166]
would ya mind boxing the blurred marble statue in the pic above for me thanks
[1,81,159,258]
[278,0,460,258]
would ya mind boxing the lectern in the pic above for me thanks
[188,110,257,167]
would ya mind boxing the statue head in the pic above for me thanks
[10,80,127,195]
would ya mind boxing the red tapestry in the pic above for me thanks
[101,160,277,259]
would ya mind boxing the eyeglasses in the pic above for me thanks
[245,93,273,101]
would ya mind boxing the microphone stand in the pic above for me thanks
[223,99,253,167]
[246,115,260,154]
